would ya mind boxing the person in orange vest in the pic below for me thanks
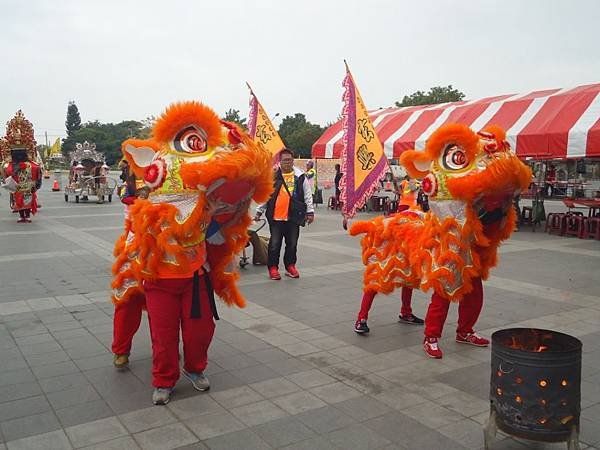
[397,175,419,212]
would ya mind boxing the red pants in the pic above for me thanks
[145,277,215,388]
[424,277,484,339]
[357,287,413,321]
[112,293,144,355]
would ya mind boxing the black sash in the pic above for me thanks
[191,270,220,320]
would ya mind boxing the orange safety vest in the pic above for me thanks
[399,180,417,209]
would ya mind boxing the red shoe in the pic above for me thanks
[456,332,489,347]
[17,218,26,223]
[285,264,300,278]
[268,266,281,280]
[423,337,443,359]
[25,218,32,223]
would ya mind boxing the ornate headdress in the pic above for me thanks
[1,110,37,163]
[69,141,104,164]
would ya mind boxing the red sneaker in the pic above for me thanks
[285,264,300,278]
[456,332,489,347]
[268,266,281,280]
[17,218,26,223]
[423,337,443,359]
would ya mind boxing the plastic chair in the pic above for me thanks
[546,213,566,235]
[521,206,533,226]
[564,214,585,238]
[582,217,600,240]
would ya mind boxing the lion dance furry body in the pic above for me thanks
[111,101,273,308]
[351,123,531,301]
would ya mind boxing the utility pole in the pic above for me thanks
[45,131,48,147]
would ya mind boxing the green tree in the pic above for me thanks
[278,113,324,159]
[222,109,247,129]
[395,85,465,107]
[67,120,144,165]
[63,101,83,155]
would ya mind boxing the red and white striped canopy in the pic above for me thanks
[312,83,600,160]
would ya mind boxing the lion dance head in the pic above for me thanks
[352,123,531,301]
[112,101,273,307]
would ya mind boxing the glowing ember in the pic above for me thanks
[561,380,568,386]
[539,380,548,388]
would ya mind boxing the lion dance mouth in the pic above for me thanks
[111,101,273,308]
[351,123,531,301]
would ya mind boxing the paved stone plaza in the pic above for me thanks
[1,182,599,450]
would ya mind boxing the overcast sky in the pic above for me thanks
[1,0,599,143]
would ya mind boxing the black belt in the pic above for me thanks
[191,270,220,320]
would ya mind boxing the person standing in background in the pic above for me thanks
[255,149,314,280]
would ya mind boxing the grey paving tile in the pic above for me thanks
[119,406,177,434]
[211,354,260,371]
[309,382,362,404]
[46,384,101,410]
[79,436,140,449]
[32,360,79,379]
[39,372,90,394]
[56,399,114,428]
[286,369,336,389]
[247,347,291,364]
[201,429,271,450]
[24,350,71,367]
[4,429,72,450]
[202,371,246,393]
[326,423,392,449]
[167,394,225,420]
[295,405,357,434]
[211,386,264,409]
[0,381,42,404]
[279,436,339,450]
[334,395,392,421]
[271,391,327,415]
[438,417,485,450]
[266,358,314,376]
[133,423,198,450]
[436,390,490,417]
[230,400,288,427]
[14,332,55,346]
[403,398,464,429]
[65,416,128,448]
[249,377,302,399]
[1,410,61,442]
[0,395,51,422]
[228,364,280,384]
[252,417,316,448]
[184,410,246,440]
[103,388,155,414]
[0,368,35,387]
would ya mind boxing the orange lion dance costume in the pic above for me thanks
[351,123,531,358]
[111,101,272,402]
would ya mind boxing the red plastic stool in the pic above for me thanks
[384,200,398,216]
[546,213,566,235]
[582,217,600,240]
[521,206,533,226]
[564,215,585,238]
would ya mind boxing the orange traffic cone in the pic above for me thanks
[52,179,60,191]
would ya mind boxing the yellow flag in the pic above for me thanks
[48,137,62,158]
[339,62,388,218]
[247,84,285,158]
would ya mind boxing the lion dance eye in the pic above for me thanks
[442,144,469,170]
[173,126,208,154]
